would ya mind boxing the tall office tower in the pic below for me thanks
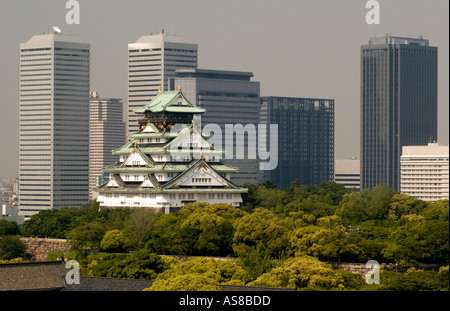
[361,34,438,191]
[259,97,334,189]
[127,30,198,134]
[89,92,126,199]
[19,30,90,220]
[400,143,449,202]
[175,69,260,185]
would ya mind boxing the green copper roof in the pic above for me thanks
[103,162,238,173]
[162,158,241,190]
[133,90,206,114]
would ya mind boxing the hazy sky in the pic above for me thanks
[0,0,448,180]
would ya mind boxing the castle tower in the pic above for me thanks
[94,88,247,213]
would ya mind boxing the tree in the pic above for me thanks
[88,249,168,280]
[237,243,273,279]
[249,256,345,290]
[100,229,130,253]
[377,268,449,291]
[148,257,251,288]
[0,236,27,260]
[67,222,106,251]
[232,208,292,259]
[338,185,395,222]
[388,194,417,220]
[0,219,20,236]
[124,208,158,249]
[146,274,221,291]
[145,212,191,255]
[178,203,246,256]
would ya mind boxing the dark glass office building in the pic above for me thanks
[361,35,438,191]
[174,69,260,185]
[259,97,334,189]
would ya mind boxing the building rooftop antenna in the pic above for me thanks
[52,26,62,35]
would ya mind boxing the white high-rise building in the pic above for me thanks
[400,143,449,202]
[127,30,198,134]
[19,30,90,219]
[89,92,126,199]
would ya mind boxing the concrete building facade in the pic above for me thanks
[127,30,198,134]
[335,158,360,190]
[19,32,90,219]
[89,92,126,199]
[400,143,449,202]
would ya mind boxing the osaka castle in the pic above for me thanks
[94,87,247,213]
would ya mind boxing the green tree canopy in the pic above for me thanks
[100,229,131,253]
[149,257,251,287]
[249,256,345,290]
[0,235,27,260]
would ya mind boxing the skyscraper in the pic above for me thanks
[19,31,90,219]
[175,68,260,185]
[127,30,198,134]
[89,92,126,199]
[360,34,438,191]
[259,97,334,189]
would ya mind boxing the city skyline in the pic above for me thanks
[0,0,448,180]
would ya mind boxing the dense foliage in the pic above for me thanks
[2,181,449,290]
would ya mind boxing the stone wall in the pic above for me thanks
[20,237,71,261]
[326,262,398,277]
[19,237,400,278]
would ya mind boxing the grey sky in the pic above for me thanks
[0,0,448,180]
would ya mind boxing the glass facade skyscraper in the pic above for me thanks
[360,35,438,191]
[259,97,334,189]
[174,69,260,185]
